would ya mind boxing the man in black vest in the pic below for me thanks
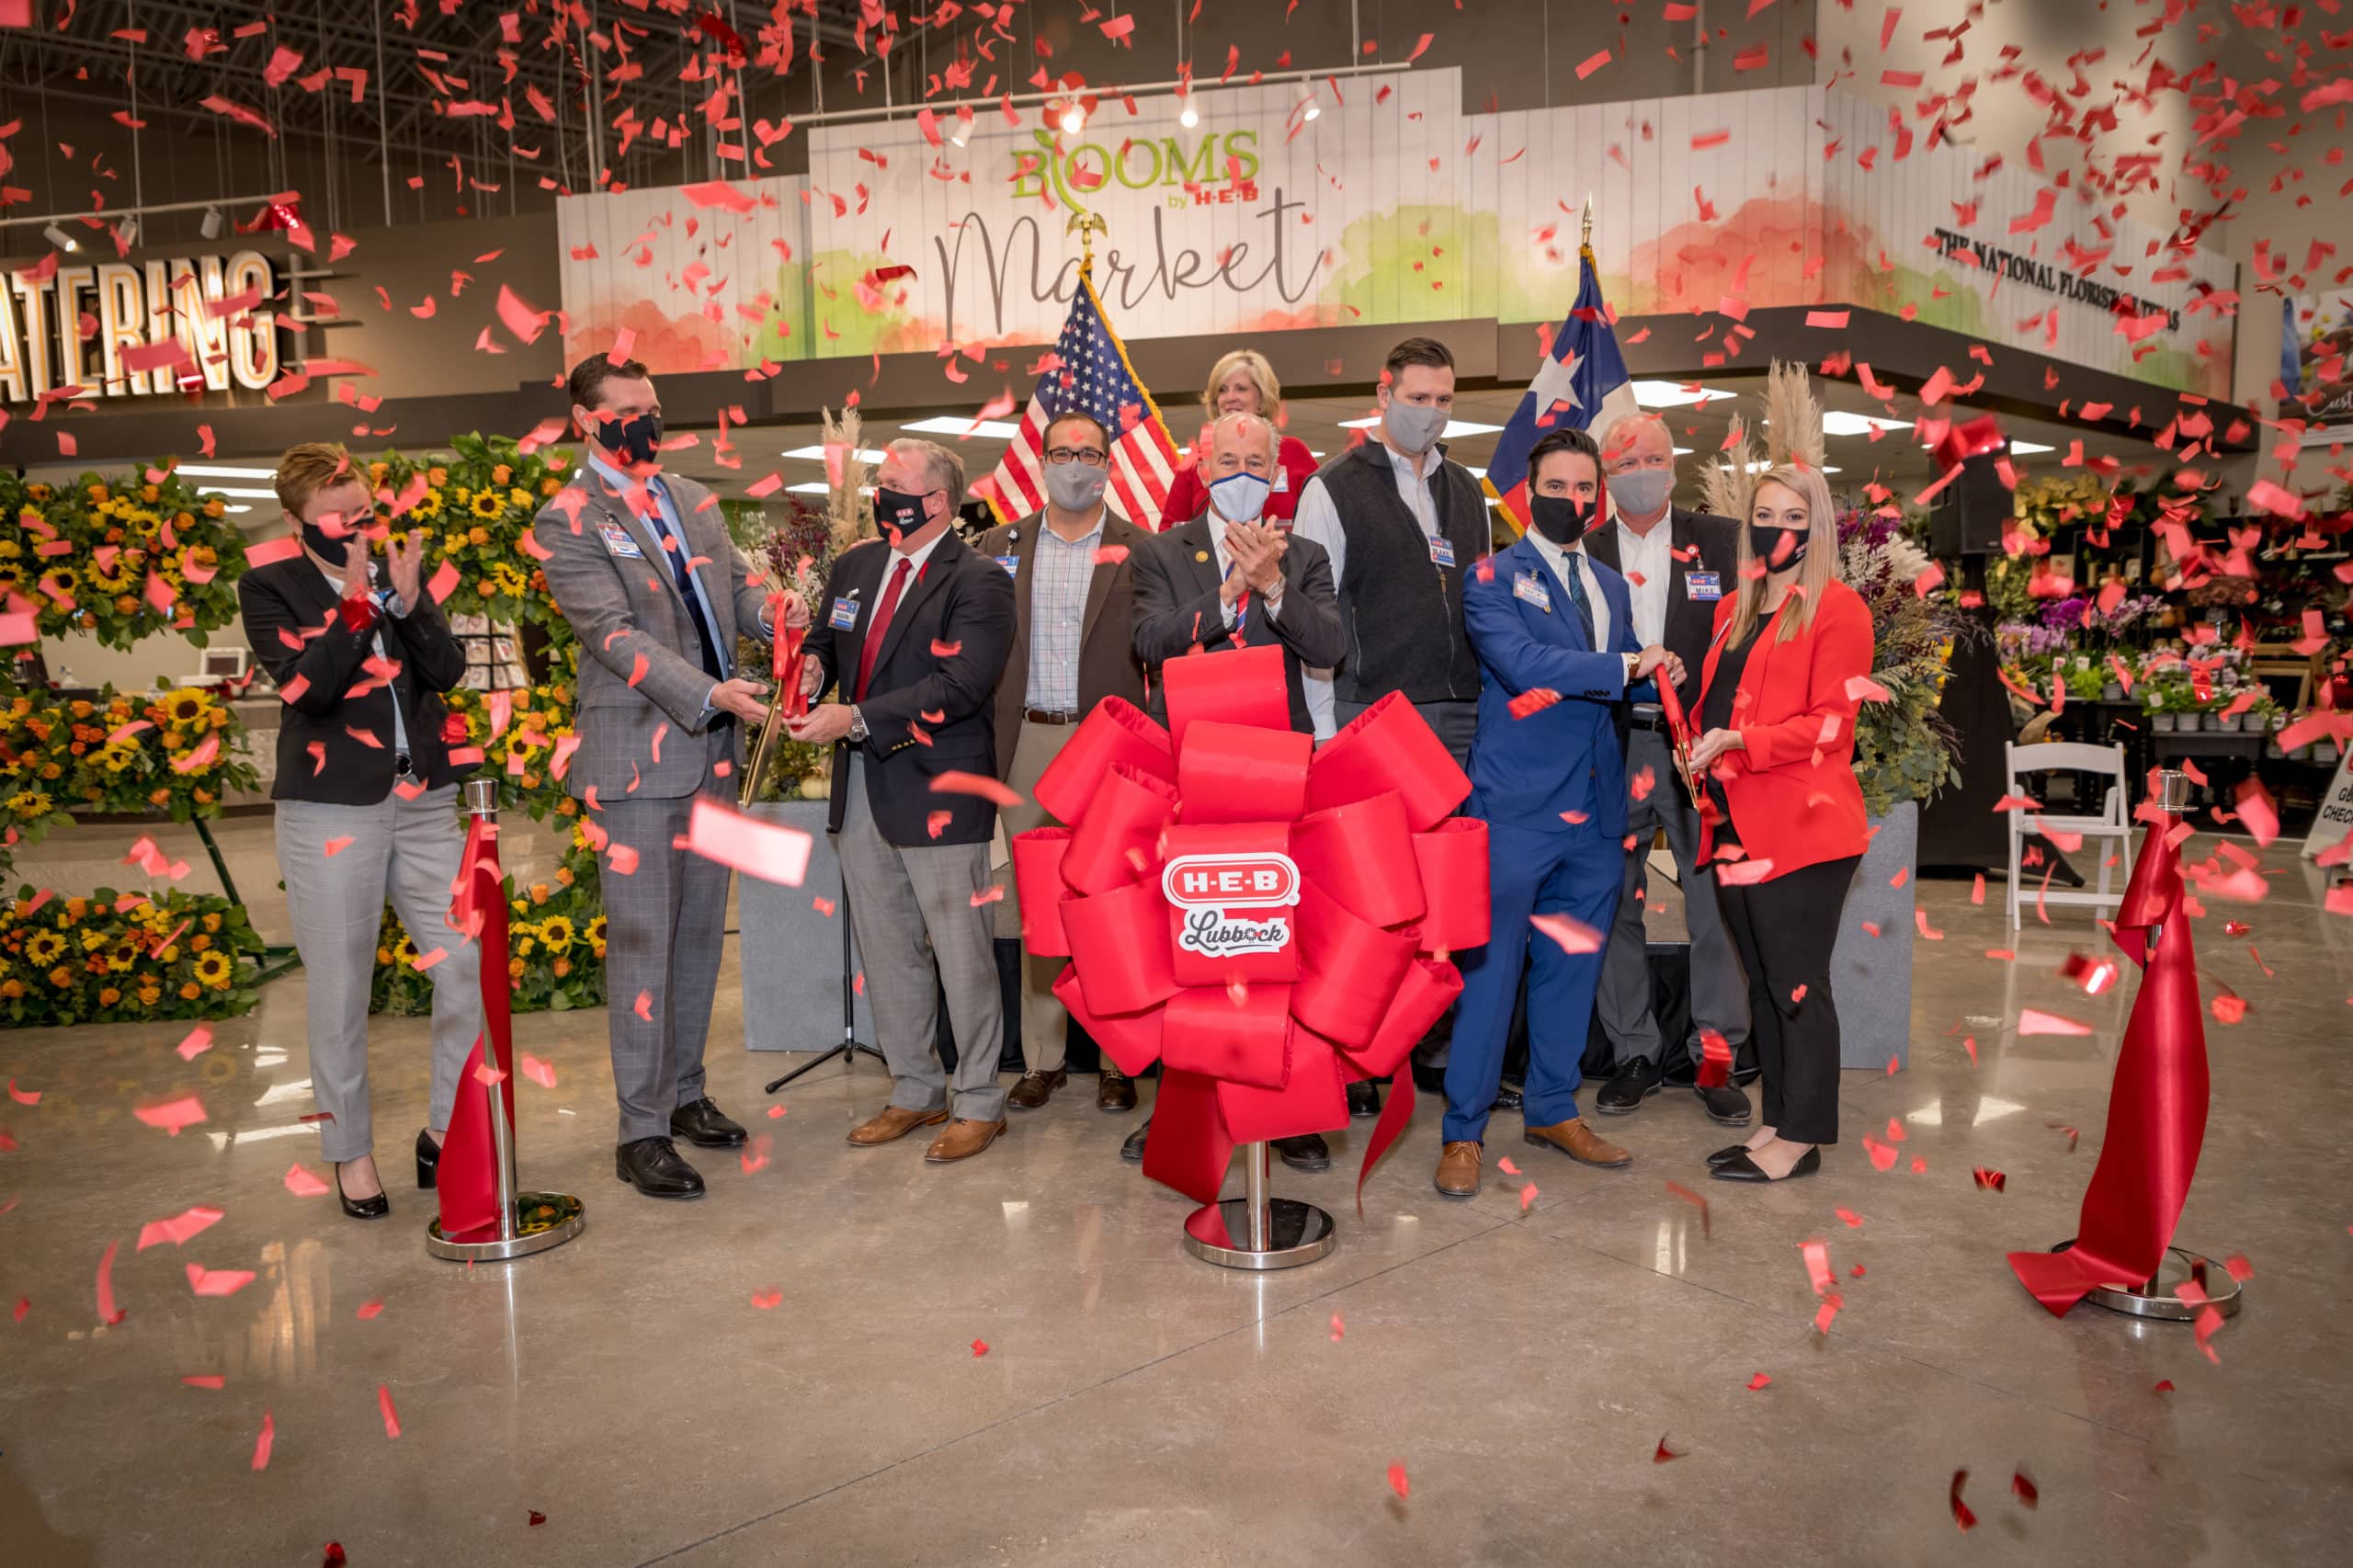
[1582,412,1752,1126]
[1291,335,1492,1117]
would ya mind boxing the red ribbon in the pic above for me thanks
[1013,655,1489,1229]
[2004,812,2210,1315]
[773,623,810,720]
[437,814,516,1244]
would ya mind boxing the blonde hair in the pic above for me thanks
[274,441,358,520]
[1725,464,1839,647]
[1201,349,1281,420]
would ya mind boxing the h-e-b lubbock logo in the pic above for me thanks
[1163,851,1298,959]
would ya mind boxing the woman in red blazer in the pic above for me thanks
[1156,348,1320,528]
[1685,463,1872,1184]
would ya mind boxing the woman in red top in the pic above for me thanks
[1156,348,1320,528]
[1686,463,1872,1183]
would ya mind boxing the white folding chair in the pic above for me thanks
[2004,741,2131,930]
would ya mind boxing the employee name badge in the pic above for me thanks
[600,524,644,559]
[994,554,1019,576]
[1512,571,1552,612]
[827,596,861,631]
[1428,534,1457,568]
[1686,570,1722,602]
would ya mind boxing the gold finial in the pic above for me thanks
[1581,193,1594,250]
[1068,211,1108,273]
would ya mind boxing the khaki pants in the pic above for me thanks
[993,721,1079,1074]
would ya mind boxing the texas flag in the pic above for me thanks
[1482,246,1640,530]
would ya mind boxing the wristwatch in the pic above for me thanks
[847,706,869,744]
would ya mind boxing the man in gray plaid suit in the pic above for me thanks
[535,353,793,1199]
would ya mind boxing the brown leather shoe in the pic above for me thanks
[924,1118,1008,1163]
[1524,1117,1631,1168]
[1097,1067,1137,1112]
[847,1106,949,1146]
[1006,1069,1066,1109]
[1434,1140,1483,1198]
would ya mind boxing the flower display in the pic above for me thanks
[363,432,573,631]
[0,683,259,869]
[0,888,264,1026]
[0,472,252,650]
[1836,507,1973,817]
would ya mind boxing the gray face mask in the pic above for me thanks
[1045,460,1108,513]
[1383,400,1448,455]
[1608,466,1676,518]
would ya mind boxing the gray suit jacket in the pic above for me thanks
[534,463,771,801]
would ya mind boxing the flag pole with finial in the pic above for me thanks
[1069,211,1108,278]
[1581,191,1595,256]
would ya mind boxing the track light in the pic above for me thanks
[1178,89,1199,129]
[948,108,972,149]
[43,223,78,253]
[1059,101,1086,135]
[1295,83,1319,122]
[200,206,224,240]
[119,216,140,246]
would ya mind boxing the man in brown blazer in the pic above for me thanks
[978,410,1152,1113]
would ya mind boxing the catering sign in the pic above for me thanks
[0,249,279,403]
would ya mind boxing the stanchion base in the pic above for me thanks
[426,1192,585,1262]
[2048,1240,2245,1321]
[1182,1198,1336,1271]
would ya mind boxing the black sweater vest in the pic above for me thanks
[1315,441,1486,706]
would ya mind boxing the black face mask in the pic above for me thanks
[873,487,934,540]
[301,513,357,569]
[1529,494,1599,546]
[600,410,664,467]
[1749,524,1809,572]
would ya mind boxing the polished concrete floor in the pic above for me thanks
[4,813,2350,1566]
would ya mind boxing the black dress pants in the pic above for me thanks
[1713,854,1860,1145]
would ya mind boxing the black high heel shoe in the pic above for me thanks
[1710,1146,1821,1184]
[335,1163,392,1220]
[415,1129,441,1190]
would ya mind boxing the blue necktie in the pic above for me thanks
[648,480,723,682]
[1561,553,1596,646]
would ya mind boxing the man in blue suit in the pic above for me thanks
[1435,426,1684,1198]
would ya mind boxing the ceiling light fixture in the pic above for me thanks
[1818,411,1913,437]
[42,223,78,253]
[1060,100,1086,135]
[1295,82,1320,122]
[174,463,280,480]
[900,415,1024,439]
[2006,439,2055,455]
[200,206,225,240]
[781,444,891,463]
[1178,88,1200,129]
[1336,415,1506,438]
[1631,380,1732,409]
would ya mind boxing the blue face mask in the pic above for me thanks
[1209,471,1271,524]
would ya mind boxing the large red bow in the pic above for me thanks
[1013,645,1490,1234]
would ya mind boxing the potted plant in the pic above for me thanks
[1829,506,1972,1073]
[2145,676,2180,733]
[2063,659,2107,707]
[734,411,881,1055]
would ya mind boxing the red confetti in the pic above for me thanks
[1664,1179,1711,1238]
[378,1383,402,1438]
[1652,1436,1683,1463]
[971,1338,990,1357]
[1972,1166,2006,1192]
[1745,1371,1773,1391]
[251,1412,275,1471]
[2012,1469,2040,1509]
[1387,1460,1411,1497]
[1951,1470,1977,1531]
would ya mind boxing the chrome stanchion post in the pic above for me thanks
[425,780,585,1263]
[2046,768,2241,1324]
[1180,1139,1336,1272]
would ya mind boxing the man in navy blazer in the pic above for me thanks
[1434,427,1684,1199]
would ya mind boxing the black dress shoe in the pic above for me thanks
[669,1096,747,1148]
[335,1164,391,1221]
[1272,1133,1331,1172]
[1492,1084,1523,1113]
[1696,1082,1753,1126]
[1710,1146,1821,1183]
[616,1136,707,1199]
[415,1129,441,1190]
[1706,1143,1753,1168]
[1120,1118,1151,1164]
[1596,1057,1663,1115]
[1410,1061,1448,1094]
[1347,1080,1382,1119]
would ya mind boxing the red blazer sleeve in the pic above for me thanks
[1734,586,1872,773]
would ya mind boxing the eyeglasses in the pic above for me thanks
[1044,447,1108,467]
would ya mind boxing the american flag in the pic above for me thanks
[982,267,1179,530]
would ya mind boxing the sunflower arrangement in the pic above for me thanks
[370,835,607,1017]
[0,679,258,873]
[0,887,264,1026]
[0,472,251,649]
[365,430,574,631]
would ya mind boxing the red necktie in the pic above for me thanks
[854,555,913,701]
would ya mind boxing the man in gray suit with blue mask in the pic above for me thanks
[535,353,793,1199]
